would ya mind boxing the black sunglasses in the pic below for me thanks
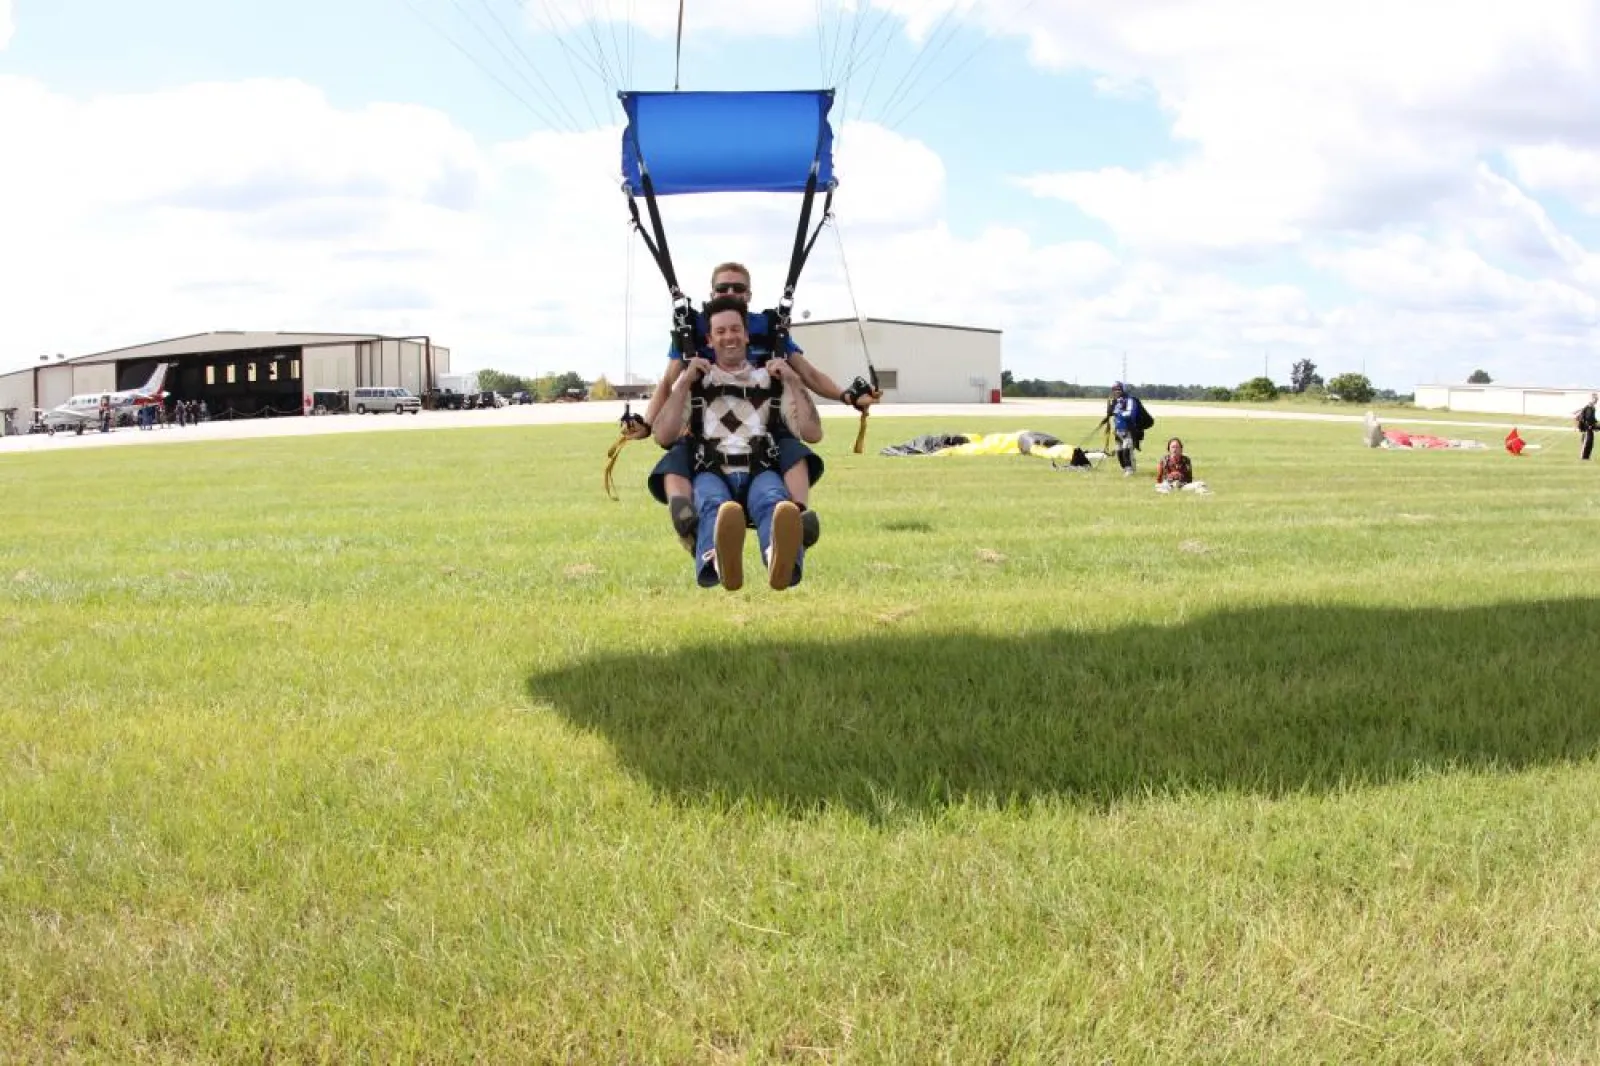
[713,282,749,294]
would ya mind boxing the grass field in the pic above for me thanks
[4,414,1599,1063]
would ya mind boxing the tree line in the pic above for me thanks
[472,369,619,401]
[1000,359,1427,406]
[470,359,1495,406]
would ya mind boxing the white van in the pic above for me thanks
[351,387,421,414]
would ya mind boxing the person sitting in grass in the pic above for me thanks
[1155,436,1210,494]
[652,295,821,591]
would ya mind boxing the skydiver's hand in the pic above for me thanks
[768,357,791,381]
[622,418,651,441]
[851,390,878,412]
[684,357,712,382]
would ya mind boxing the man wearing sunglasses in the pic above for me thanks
[634,261,875,555]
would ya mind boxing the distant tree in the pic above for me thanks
[1204,386,1235,402]
[1326,372,1375,404]
[1236,376,1279,402]
[1001,369,1015,389]
[1290,359,1319,394]
[588,375,617,400]
[528,371,588,401]
[1467,369,1492,384]
[476,368,526,394]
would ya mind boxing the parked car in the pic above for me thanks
[351,386,421,414]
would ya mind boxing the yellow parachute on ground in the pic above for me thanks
[879,430,1103,467]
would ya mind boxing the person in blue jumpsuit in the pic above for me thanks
[1099,381,1143,477]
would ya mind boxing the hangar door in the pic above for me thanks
[147,347,305,419]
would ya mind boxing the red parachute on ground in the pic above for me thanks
[1505,429,1526,456]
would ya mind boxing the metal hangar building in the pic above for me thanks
[788,317,1004,404]
[0,331,450,426]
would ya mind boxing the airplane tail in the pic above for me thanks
[140,363,170,396]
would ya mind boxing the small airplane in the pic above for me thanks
[42,363,172,434]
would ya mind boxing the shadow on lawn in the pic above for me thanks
[527,599,1600,815]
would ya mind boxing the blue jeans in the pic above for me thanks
[693,469,804,587]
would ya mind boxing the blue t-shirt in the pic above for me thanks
[665,309,803,365]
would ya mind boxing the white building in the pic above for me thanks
[789,317,1003,404]
[1413,382,1596,418]
[0,331,450,431]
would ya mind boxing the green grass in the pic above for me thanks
[4,415,1600,1062]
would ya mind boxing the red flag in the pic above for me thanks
[1505,428,1525,456]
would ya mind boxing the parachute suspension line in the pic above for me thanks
[605,205,644,502]
[674,0,686,90]
[831,216,879,454]
[574,0,624,106]
[832,218,871,376]
[527,0,608,128]
[829,1,870,148]
[882,0,1046,133]
[563,0,624,128]
[623,220,635,386]
[603,0,627,102]
[463,0,585,133]
[873,5,964,128]
[400,0,569,132]
[840,8,901,125]
[813,0,830,83]
[626,0,636,90]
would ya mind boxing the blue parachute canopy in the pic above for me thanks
[619,90,836,197]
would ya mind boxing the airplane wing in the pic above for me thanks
[44,407,93,422]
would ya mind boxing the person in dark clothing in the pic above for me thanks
[1577,393,1596,461]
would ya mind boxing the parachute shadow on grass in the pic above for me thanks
[527,599,1600,818]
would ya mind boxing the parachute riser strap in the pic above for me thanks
[768,121,835,353]
[626,186,698,360]
[770,188,837,348]
[623,146,689,312]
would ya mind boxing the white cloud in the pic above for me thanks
[1506,144,1600,215]
[1003,0,1600,249]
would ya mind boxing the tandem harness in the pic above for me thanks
[686,370,787,481]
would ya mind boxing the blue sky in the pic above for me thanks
[3,0,1599,390]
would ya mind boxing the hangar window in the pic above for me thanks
[206,366,215,386]
[877,370,899,390]
[247,362,257,383]
[267,362,278,382]
[226,364,236,384]
[290,359,300,378]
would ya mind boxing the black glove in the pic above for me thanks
[842,376,878,407]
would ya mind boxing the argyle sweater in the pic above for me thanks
[697,363,779,460]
